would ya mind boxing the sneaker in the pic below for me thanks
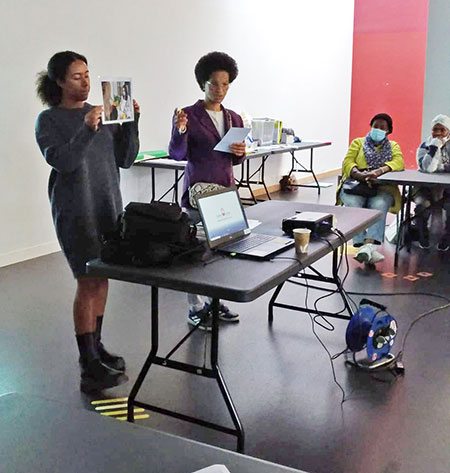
[218,303,240,322]
[205,302,240,322]
[187,307,212,331]
[354,244,373,264]
[409,221,420,242]
[369,248,385,264]
[418,238,430,249]
[418,229,430,249]
[437,236,450,252]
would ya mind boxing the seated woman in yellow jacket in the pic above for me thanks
[337,113,404,265]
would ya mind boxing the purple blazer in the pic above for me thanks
[169,99,245,208]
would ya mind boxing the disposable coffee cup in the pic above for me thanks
[293,228,311,254]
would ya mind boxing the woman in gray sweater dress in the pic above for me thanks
[35,51,140,392]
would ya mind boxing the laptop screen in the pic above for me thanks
[197,189,248,243]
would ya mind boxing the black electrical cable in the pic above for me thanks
[273,231,450,400]
[344,290,450,302]
[271,254,348,401]
[397,301,450,361]
[331,227,359,312]
[310,228,354,330]
[300,264,347,403]
[331,347,350,360]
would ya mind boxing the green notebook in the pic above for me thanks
[135,150,168,161]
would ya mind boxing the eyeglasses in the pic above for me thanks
[206,81,229,91]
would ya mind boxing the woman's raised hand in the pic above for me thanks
[174,108,188,132]
[84,106,103,131]
[133,99,140,116]
[229,141,246,157]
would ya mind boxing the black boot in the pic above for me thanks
[95,315,126,372]
[76,333,128,393]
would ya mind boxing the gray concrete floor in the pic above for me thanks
[1,180,449,473]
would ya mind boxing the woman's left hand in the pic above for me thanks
[229,141,246,157]
[133,99,140,115]
[364,170,381,183]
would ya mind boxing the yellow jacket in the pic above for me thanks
[336,137,405,213]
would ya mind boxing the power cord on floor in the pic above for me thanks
[272,230,354,403]
[299,264,348,404]
[274,234,450,404]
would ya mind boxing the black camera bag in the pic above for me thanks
[101,201,203,267]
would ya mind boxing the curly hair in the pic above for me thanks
[194,51,238,91]
[36,51,87,107]
[370,113,393,134]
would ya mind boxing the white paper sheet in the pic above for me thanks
[213,127,251,152]
[192,465,231,473]
[247,219,261,229]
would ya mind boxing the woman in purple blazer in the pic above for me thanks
[169,51,246,330]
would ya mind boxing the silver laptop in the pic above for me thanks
[196,188,294,259]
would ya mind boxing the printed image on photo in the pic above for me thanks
[100,78,134,124]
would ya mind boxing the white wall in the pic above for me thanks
[422,0,450,139]
[0,0,354,267]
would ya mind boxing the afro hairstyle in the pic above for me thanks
[194,51,238,91]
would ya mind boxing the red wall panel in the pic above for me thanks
[350,0,429,168]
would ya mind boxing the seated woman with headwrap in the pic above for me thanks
[413,114,450,251]
[337,113,404,265]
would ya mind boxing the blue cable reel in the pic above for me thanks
[345,299,398,370]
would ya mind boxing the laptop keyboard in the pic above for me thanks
[221,233,276,252]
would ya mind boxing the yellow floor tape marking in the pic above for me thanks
[91,398,149,421]
[95,403,128,411]
[116,414,150,421]
[381,272,397,278]
[101,408,145,416]
[91,397,128,405]
[338,245,358,256]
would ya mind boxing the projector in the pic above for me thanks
[282,211,334,236]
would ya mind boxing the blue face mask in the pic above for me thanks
[370,128,387,142]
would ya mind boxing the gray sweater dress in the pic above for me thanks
[35,103,139,276]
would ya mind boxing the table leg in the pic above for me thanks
[288,149,320,195]
[331,249,352,316]
[174,170,179,202]
[394,186,407,268]
[151,168,156,202]
[268,282,285,324]
[128,286,159,422]
[157,171,185,203]
[268,257,353,321]
[405,185,413,252]
[126,292,244,451]
[309,149,321,195]
[210,298,245,452]
[237,156,272,205]
[240,159,258,204]
[260,155,271,200]
[235,162,244,188]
